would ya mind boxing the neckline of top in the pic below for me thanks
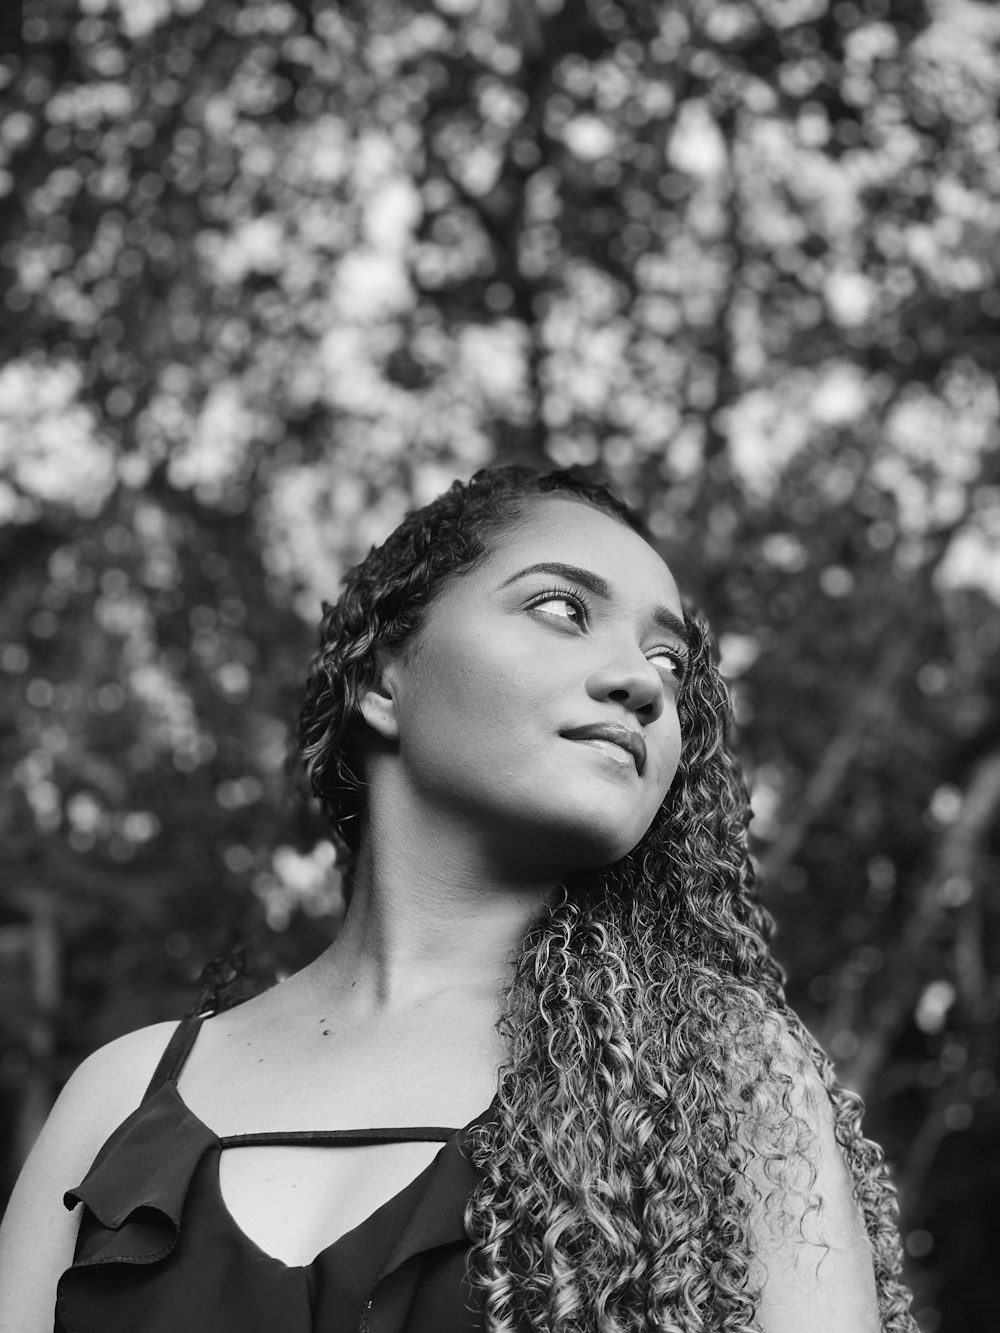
[156,1078,493,1273]
[207,1125,454,1272]
[160,1076,494,1148]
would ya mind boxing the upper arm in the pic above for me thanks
[745,1044,880,1333]
[0,1021,178,1333]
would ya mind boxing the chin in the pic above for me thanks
[552,809,651,871]
[483,789,657,876]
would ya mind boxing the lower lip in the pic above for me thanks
[567,737,638,771]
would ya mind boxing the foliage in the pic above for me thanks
[2,2,999,1328]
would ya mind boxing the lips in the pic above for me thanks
[561,722,647,774]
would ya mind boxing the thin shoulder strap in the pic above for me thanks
[142,1014,207,1102]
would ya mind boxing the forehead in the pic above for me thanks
[481,496,682,609]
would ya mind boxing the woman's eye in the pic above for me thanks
[530,592,586,625]
[649,649,687,682]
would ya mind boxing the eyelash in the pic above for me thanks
[526,585,689,683]
[527,584,590,624]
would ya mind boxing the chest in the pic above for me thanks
[174,1010,499,1267]
[215,1139,450,1266]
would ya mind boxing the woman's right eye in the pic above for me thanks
[528,588,588,626]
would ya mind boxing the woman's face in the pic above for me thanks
[371,497,688,876]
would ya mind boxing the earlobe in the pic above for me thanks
[358,680,400,741]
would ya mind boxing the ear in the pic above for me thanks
[358,656,401,741]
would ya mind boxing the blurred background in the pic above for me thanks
[1,0,998,1327]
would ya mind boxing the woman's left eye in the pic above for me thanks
[649,649,687,682]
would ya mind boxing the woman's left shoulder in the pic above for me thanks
[745,1017,881,1333]
[769,1019,839,1122]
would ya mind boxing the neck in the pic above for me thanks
[315,796,557,1015]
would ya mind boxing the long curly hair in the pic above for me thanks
[298,465,915,1333]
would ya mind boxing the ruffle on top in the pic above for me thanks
[63,1082,215,1265]
[56,1081,490,1333]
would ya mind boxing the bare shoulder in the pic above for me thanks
[19,1019,179,1186]
[746,1018,861,1207]
[3,1020,179,1215]
[54,1020,181,1147]
[0,1020,180,1333]
[772,1021,840,1120]
[743,1019,880,1333]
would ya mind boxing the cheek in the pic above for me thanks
[434,628,551,723]
[405,633,537,762]
[650,714,683,799]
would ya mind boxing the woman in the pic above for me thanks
[0,465,914,1333]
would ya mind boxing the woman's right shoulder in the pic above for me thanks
[0,1020,185,1333]
[58,1019,183,1139]
[15,1019,183,1185]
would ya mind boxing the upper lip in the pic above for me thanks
[561,722,647,774]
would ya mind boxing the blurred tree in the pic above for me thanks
[2,2,999,1329]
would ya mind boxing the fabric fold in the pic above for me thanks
[63,1083,216,1264]
[363,1101,494,1332]
[54,1073,492,1332]
[374,1101,492,1285]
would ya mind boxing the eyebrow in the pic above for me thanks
[499,560,690,646]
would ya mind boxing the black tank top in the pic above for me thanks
[56,1016,493,1333]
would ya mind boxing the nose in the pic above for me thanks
[584,653,665,722]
